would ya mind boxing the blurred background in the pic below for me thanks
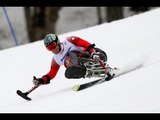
[0,7,158,50]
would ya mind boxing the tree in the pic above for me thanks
[130,7,149,13]
[106,7,123,22]
[97,7,103,24]
[24,7,61,42]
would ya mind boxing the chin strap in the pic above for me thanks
[58,44,61,52]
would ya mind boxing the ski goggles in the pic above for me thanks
[46,42,57,51]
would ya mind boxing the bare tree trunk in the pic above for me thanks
[130,7,149,13]
[97,7,102,24]
[44,7,61,35]
[33,7,46,41]
[24,7,61,42]
[106,7,123,22]
[24,7,34,42]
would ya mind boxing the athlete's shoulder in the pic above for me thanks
[66,36,80,41]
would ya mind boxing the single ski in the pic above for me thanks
[16,90,31,101]
[73,63,143,91]
[73,75,114,91]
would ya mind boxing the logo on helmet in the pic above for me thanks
[51,34,57,40]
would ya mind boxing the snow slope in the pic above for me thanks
[0,8,160,113]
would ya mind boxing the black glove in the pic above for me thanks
[33,76,50,86]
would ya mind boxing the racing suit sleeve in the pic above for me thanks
[42,58,60,82]
[66,36,96,53]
